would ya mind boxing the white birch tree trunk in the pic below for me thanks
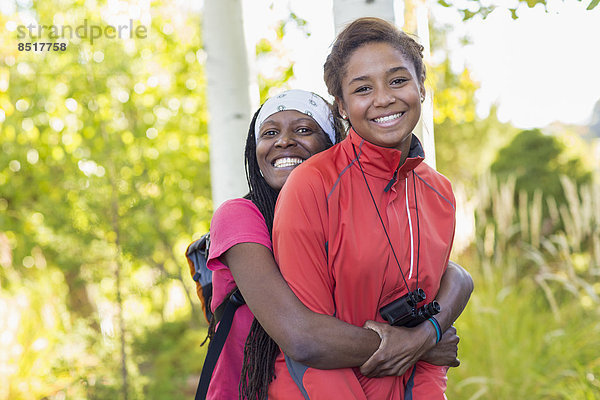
[203,0,252,208]
[332,0,395,34]
[332,0,436,169]
[408,0,436,169]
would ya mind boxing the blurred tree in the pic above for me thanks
[491,129,592,206]
[437,0,598,20]
[203,0,251,208]
[132,321,205,400]
[589,99,600,138]
[255,12,309,103]
[332,0,394,33]
[434,103,519,185]
[404,0,438,169]
[429,20,519,184]
[0,0,210,398]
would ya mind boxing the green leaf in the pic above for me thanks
[523,0,547,7]
[276,20,286,39]
[461,9,476,20]
[255,38,273,56]
[290,12,307,27]
[479,5,496,19]
[588,0,599,9]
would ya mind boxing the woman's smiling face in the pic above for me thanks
[256,109,329,191]
[337,41,424,153]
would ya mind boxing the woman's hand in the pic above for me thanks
[420,325,460,367]
[359,320,437,378]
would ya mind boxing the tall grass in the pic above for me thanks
[446,174,600,399]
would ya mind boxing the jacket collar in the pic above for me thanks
[344,128,425,180]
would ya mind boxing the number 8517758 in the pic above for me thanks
[18,42,67,51]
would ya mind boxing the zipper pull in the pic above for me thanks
[384,170,397,192]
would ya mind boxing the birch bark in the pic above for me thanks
[203,0,252,208]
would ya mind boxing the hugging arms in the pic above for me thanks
[225,245,471,374]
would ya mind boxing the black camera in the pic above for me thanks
[379,288,440,328]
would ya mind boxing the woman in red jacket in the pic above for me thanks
[268,18,468,399]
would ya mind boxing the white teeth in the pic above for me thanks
[273,157,304,168]
[374,113,403,123]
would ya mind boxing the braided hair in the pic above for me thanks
[239,102,342,400]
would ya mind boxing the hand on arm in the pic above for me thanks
[419,325,460,367]
[359,260,473,377]
[359,320,437,378]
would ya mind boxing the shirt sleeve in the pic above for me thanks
[273,165,334,316]
[207,198,272,272]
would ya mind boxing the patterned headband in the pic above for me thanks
[255,89,336,144]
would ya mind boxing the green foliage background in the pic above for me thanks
[1,1,599,399]
[491,129,592,208]
[1,1,210,398]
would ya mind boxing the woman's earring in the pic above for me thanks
[341,114,348,120]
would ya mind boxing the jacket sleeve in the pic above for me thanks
[270,355,367,400]
[272,166,366,400]
[407,362,448,400]
[273,166,334,316]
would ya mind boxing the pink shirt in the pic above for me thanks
[206,198,272,400]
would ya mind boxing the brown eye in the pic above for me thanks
[354,86,370,94]
[391,78,408,85]
[261,129,277,137]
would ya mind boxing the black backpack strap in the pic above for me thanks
[211,293,230,323]
[195,288,245,400]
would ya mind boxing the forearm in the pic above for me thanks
[243,277,381,369]
[433,260,473,332]
[288,308,380,368]
[225,242,380,369]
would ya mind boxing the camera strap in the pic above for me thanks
[352,143,421,293]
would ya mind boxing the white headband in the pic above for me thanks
[255,89,336,145]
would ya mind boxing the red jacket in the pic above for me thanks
[271,129,456,399]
